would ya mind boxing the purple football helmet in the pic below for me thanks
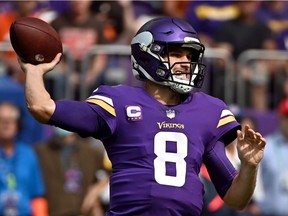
[131,17,206,94]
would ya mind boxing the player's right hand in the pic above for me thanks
[18,53,62,75]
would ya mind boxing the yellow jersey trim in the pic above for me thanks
[86,99,116,117]
[217,115,236,128]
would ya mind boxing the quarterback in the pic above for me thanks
[18,17,266,215]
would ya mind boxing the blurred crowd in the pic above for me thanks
[1,1,288,216]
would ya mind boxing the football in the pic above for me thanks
[9,17,62,65]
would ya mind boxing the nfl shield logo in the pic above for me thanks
[166,109,175,119]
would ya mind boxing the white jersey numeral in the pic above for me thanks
[154,131,188,187]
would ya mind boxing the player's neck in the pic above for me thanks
[144,81,181,105]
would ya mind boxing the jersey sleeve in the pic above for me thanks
[85,86,118,136]
[199,95,240,197]
[203,139,238,198]
[204,98,241,153]
[215,108,241,144]
[48,86,117,139]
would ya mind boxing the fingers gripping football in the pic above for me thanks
[18,53,62,75]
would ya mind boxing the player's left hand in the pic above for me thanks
[236,124,266,167]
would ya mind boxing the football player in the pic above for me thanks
[18,17,266,216]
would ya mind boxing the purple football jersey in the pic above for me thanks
[82,85,240,215]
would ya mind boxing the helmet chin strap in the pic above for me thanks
[169,83,193,94]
